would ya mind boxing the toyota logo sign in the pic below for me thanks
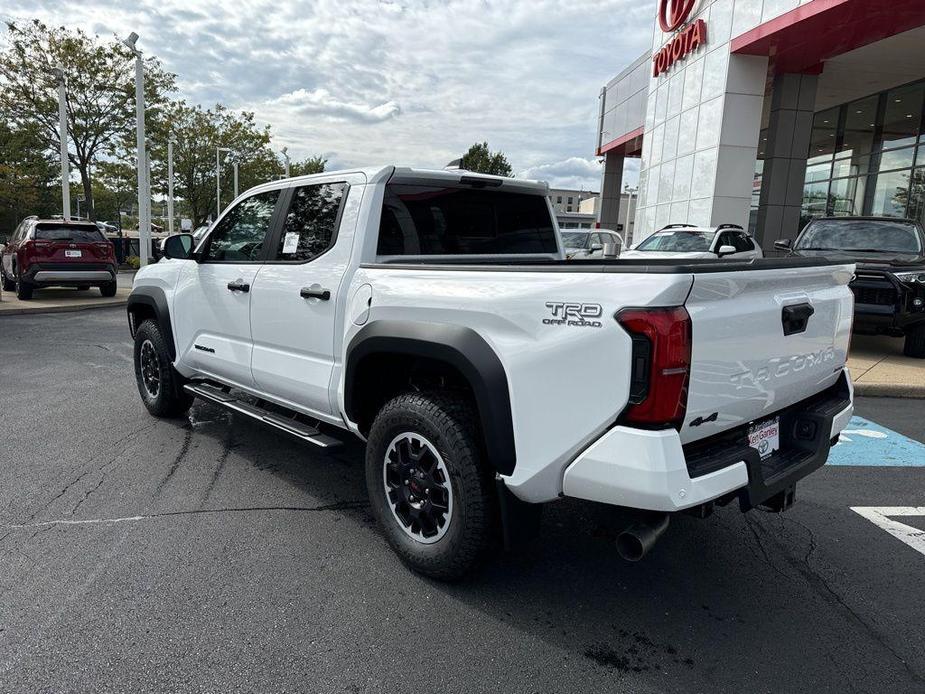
[658,0,696,32]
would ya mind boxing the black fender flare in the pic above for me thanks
[126,286,177,360]
[345,320,516,475]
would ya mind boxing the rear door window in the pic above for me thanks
[377,184,558,256]
[273,183,346,262]
[34,224,105,242]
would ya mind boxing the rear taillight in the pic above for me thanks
[616,306,691,430]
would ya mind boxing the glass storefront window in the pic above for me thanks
[879,146,916,172]
[839,96,878,160]
[906,169,925,223]
[829,177,866,216]
[869,170,911,217]
[832,155,870,179]
[881,83,923,151]
[810,108,838,160]
[802,180,830,221]
[805,161,832,183]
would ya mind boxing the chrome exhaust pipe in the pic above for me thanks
[616,513,670,562]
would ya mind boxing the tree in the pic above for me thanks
[0,120,57,233]
[0,20,176,221]
[289,155,327,178]
[145,101,276,226]
[460,142,513,177]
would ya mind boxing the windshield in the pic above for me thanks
[561,232,589,248]
[635,230,715,252]
[34,224,105,242]
[796,220,923,254]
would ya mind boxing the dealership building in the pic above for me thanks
[596,0,925,249]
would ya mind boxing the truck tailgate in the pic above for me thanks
[681,263,855,445]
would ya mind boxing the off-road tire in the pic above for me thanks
[133,319,193,417]
[100,281,117,297]
[904,323,925,358]
[365,391,497,581]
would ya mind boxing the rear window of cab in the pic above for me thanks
[377,184,558,256]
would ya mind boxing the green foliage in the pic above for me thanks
[289,155,327,178]
[0,120,57,233]
[126,255,140,269]
[0,20,176,220]
[460,142,513,177]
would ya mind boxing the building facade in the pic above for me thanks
[548,188,598,229]
[596,0,925,248]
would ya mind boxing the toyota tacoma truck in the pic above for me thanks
[127,166,855,579]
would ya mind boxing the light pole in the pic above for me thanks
[233,159,239,199]
[167,134,176,235]
[124,32,151,266]
[624,184,638,247]
[216,147,232,218]
[280,147,290,178]
[53,66,70,221]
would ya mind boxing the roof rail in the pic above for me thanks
[716,223,744,230]
[661,223,696,229]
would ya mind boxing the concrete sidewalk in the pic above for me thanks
[0,272,134,316]
[848,334,925,398]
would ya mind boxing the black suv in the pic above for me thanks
[775,217,925,358]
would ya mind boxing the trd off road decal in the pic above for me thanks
[543,302,603,328]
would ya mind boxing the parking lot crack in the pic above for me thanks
[782,515,924,686]
[5,500,369,530]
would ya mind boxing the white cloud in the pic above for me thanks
[268,89,400,124]
[4,0,654,175]
[520,157,602,191]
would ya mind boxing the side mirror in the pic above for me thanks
[588,243,604,254]
[774,239,793,251]
[161,233,194,260]
[717,245,737,257]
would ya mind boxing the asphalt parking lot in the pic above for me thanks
[1,308,923,693]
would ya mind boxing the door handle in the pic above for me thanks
[781,303,814,336]
[300,286,331,301]
[227,280,250,293]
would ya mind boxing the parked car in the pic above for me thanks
[128,166,854,580]
[561,229,623,259]
[0,216,118,299]
[776,216,925,357]
[621,224,763,260]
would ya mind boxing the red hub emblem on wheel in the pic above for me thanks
[658,0,695,32]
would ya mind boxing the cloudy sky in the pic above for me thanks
[3,0,653,190]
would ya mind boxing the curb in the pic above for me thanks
[0,298,128,317]
[853,381,925,399]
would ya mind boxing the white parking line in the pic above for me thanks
[851,507,925,558]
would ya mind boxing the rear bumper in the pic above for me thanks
[23,263,116,286]
[562,370,853,512]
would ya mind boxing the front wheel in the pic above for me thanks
[0,266,14,292]
[133,319,193,417]
[904,323,925,358]
[365,392,496,581]
[99,281,117,297]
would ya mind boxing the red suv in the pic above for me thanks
[0,217,118,300]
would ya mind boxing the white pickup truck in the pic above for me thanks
[128,166,855,579]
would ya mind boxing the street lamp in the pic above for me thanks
[624,184,639,247]
[280,147,290,178]
[123,31,151,267]
[53,66,70,221]
[167,134,177,235]
[233,158,239,199]
[216,147,232,218]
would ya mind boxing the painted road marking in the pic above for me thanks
[828,416,925,467]
[852,507,925,558]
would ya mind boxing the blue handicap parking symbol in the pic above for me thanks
[828,416,925,467]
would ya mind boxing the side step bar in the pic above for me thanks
[184,383,342,448]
